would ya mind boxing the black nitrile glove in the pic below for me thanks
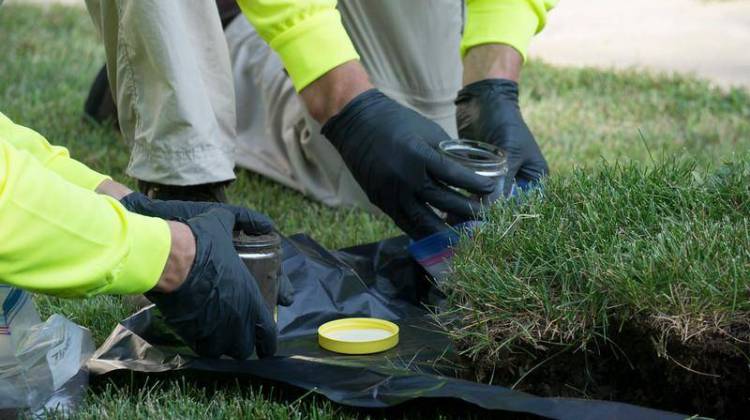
[455,79,549,194]
[145,208,277,359]
[122,192,294,307]
[322,89,495,239]
[121,192,273,235]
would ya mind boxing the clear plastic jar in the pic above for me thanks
[233,231,282,318]
[439,139,508,204]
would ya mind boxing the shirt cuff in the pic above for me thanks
[461,0,544,62]
[269,9,360,91]
[47,158,111,191]
[103,209,171,295]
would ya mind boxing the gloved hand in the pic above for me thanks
[146,208,277,359]
[321,89,495,239]
[121,192,273,234]
[455,79,549,194]
[122,192,294,306]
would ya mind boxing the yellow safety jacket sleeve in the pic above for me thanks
[0,123,171,298]
[461,0,558,61]
[0,113,110,191]
[237,0,359,92]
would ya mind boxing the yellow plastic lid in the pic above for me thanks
[318,318,399,355]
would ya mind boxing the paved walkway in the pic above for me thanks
[11,0,750,88]
[529,0,750,89]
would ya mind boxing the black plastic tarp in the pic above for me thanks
[89,234,682,419]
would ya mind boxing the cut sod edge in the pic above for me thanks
[448,310,750,417]
[450,307,750,353]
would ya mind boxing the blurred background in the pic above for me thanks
[529,0,750,89]
[11,0,750,89]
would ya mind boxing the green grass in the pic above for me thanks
[443,159,750,416]
[2,3,749,418]
[447,159,749,360]
[68,381,346,420]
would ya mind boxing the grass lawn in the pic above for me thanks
[446,159,749,415]
[2,3,748,418]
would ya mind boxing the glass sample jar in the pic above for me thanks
[439,139,508,204]
[233,231,282,318]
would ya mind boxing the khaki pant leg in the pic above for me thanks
[85,0,237,185]
[226,1,463,210]
[339,0,464,136]
[225,17,374,210]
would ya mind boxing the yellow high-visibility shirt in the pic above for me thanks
[237,0,557,91]
[0,112,170,297]
[462,0,558,61]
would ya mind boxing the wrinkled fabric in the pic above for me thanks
[237,0,554,90]
[462,0,557,60]
[85,0,553,198]
[85,0,237,185]
[228,0,466,211]
[0,114,170,297]
[90,234,683,419]
[0,112,108,191]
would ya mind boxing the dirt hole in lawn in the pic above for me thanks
[461,320,750,418]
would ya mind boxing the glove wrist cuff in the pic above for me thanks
[321,88,383,147]
[120,191,155,215]
[461,78,519,96]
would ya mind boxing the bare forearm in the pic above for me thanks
[462,44,523,86]
[95,179,133,200]
[300,60,374,123]
[152,221,195,293]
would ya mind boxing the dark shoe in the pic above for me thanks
[138,180,230,203]
[83,64,119,129]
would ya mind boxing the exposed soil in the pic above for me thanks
[464,321,750,418]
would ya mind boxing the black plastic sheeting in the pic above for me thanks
[89,234,682,419]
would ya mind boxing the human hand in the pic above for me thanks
[123,192,294,306]
[121,192,273,235]
[455,78,548,193]
[321,89,494,239]
[147,208,277,359]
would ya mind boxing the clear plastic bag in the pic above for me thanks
[0,286,93,414]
